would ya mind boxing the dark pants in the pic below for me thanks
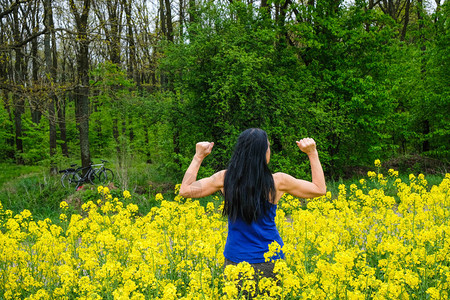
[224,258,277,279]
[224,258,278,299]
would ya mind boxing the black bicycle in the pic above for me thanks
[88,160,114,185]
[60,160,114,190]
[60,164,81,189]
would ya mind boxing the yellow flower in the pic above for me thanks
[155,193,164,202]
[374,159,381,167]
[388,169,399,177]
[2,177,449,299]
[162,282,178,300]
[367,171,377,179]
[174,194,183,203]
[206,202,215,213]
[126,203,139,214]
[123,190,131,199]
[264,241,282,262]
[21,209,32,219]
[426,287,441,300]
[60,201,69,210]
[103,186,110,195]
[174,183,181,194]
[28,289,50,299]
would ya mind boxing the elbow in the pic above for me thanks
[319,184,327,196]
[314,185,327,197]
[179,185,189,198]
[319,186,327,196]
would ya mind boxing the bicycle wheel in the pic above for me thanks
[61,172,81,188]
[89,170,107,185]
[104,168,114,182]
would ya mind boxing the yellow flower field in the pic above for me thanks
[0,168,449,299]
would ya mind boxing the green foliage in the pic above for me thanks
[161,1,416,178]
[291,3,399,175]
[0,101,14,162]
[0,164,69,221]
[19,118,50,164]
[383,2,450,163]
[423,2,450,160]
[88,63,182,183]
[162,2,317,178]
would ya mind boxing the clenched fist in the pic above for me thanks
[195,142,214,159]
[296,138,318,155]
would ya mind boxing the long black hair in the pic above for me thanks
[223,128,276,224]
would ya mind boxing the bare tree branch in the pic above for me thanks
[0,0,31,19]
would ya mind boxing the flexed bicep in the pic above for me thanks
[180,170,225,198]
[275,172,325,199]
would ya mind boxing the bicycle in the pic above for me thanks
[59,164,82,189]
[60,160,114,190]
[88,160,114,185]
[60,165,90,190]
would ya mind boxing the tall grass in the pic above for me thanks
[1,161,446,222]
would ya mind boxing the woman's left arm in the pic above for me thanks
[179,142,225,198]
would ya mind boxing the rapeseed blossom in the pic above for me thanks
[155,193,164,202]
[374,159,381,167]
[0,168,449,299]
[123,190,131,199]
[59,201,68,210]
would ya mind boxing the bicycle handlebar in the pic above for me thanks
[62,160,109,173]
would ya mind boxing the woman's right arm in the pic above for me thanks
[274,138,326,199]
[179,142,225,198]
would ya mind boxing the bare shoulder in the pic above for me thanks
[213,169,226,179]
[211,169,226,186]
[272,172,292,187]
[272,172,291,203]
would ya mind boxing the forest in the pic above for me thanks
[0,0,449,186]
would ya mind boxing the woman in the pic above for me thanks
[179,128,326,278]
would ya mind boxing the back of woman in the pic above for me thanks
[222,128,284,265]
[179,128,326,279]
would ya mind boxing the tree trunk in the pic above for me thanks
[165,0,173,42]
[179,0,184,38]
[2,91,15,160]
[160,0,166,36]
[400,0,410,41]
[107,0,122,64]
[123,0,137,84]
[144,124,151,164]
[31,9,42,125]
[189,0,196,24]
[59,39,69,157]
[78,43,91,170]
[70,0,92,169]
[260,0,268,9]
[1,14,16,160]
[95,0,127,163]
[44,0,57,174]
[13,7,24,164]
[159,0,168,88]
[58,97,69,157]
[113,117,121,166]
[417,0,429,153]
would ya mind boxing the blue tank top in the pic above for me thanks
[223,204,284,263]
